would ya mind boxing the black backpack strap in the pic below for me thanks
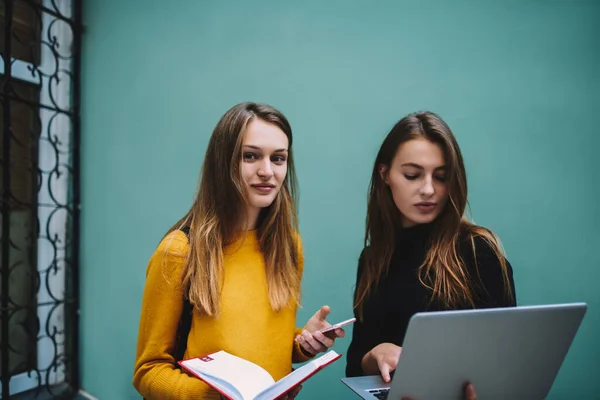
[173,224,193,365]
[180,225,191,237]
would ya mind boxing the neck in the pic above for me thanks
[400,218,415,229]
[244,206,260,231]
[396,221,434,244]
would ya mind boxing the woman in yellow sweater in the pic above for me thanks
[133,102,345,399]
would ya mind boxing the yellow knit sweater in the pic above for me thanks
[133,229,312,399]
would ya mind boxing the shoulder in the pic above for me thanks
[358,244,371,260]
[458,224,516,306]
[291,230,305,270]
[155,229,190,258]
[293,230,303,250]
[457,224,513,282]
[458,224,503,261]
[355,245,370,278]
[457,224,512,278]
[146,230,190,283]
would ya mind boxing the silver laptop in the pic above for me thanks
[341,303,587,400]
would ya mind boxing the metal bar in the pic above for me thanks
[0,93,74,117]
[35,203,77,210]
[2,0,14,396]
[0,298,77,312]
[67,0,82,391]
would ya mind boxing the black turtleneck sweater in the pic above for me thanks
[345,223,517,377]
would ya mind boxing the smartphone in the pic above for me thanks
[318,317,356,334]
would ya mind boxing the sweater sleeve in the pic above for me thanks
[345,249,383,377]
[469,235,517,308]
[133,231,217,400]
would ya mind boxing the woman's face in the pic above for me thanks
[240,118,289,226]
[381,138,449,228]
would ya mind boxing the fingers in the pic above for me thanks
[314,305,331,322]
[279,384,302,399]
[301,330,331,353]
[289,384,302,397]
[334,327,345,338]
[295,328,336,355]
[464,383,477,400]
[296,333,318,355]
[322,329,338,339]
[312,330,334,348]
[321,324,346,339]
[379,362,391,383]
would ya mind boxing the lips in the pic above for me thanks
[415,202,437,212]
[251,184,275,193]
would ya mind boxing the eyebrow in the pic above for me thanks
[243,144,288,152]
[401,162,446,171]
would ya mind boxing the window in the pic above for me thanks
[0,0,80,397]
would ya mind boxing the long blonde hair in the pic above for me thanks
[355,111,514,319]
[168,102,301,317]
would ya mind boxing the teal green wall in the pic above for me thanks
[80,1,600,398]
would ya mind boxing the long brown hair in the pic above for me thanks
[168,102,301,316]
[355,111,514,319]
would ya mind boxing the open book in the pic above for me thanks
[179,349,341,400]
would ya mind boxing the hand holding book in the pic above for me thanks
[180,349,341,400]
[277,384,302,400]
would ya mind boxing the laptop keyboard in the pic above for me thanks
[368,388,390,399]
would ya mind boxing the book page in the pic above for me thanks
[255,363,316,400]
[255,350,340,400]
[185,370,244,400]
[182,351,275,400]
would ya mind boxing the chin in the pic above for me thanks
[249,197,276,209]
[408,214,439,226]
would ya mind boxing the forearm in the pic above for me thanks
[134,231,212,398]
[134,362,218,400]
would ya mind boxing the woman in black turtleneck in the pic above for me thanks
[346,111,516,399]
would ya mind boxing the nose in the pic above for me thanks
[420,176,435,197]
[257,159,273,179]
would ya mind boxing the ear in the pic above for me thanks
[379,164,389,184]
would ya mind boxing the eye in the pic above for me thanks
[434,175,447,183]
[271,155,286,164]
[404,174,418,181]
[243,152,258,161]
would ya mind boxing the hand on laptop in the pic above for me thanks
[295,305,346,355]
[400,383,478,400]
[361,342,403,382]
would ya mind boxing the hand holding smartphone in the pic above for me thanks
[318,317,356,338]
